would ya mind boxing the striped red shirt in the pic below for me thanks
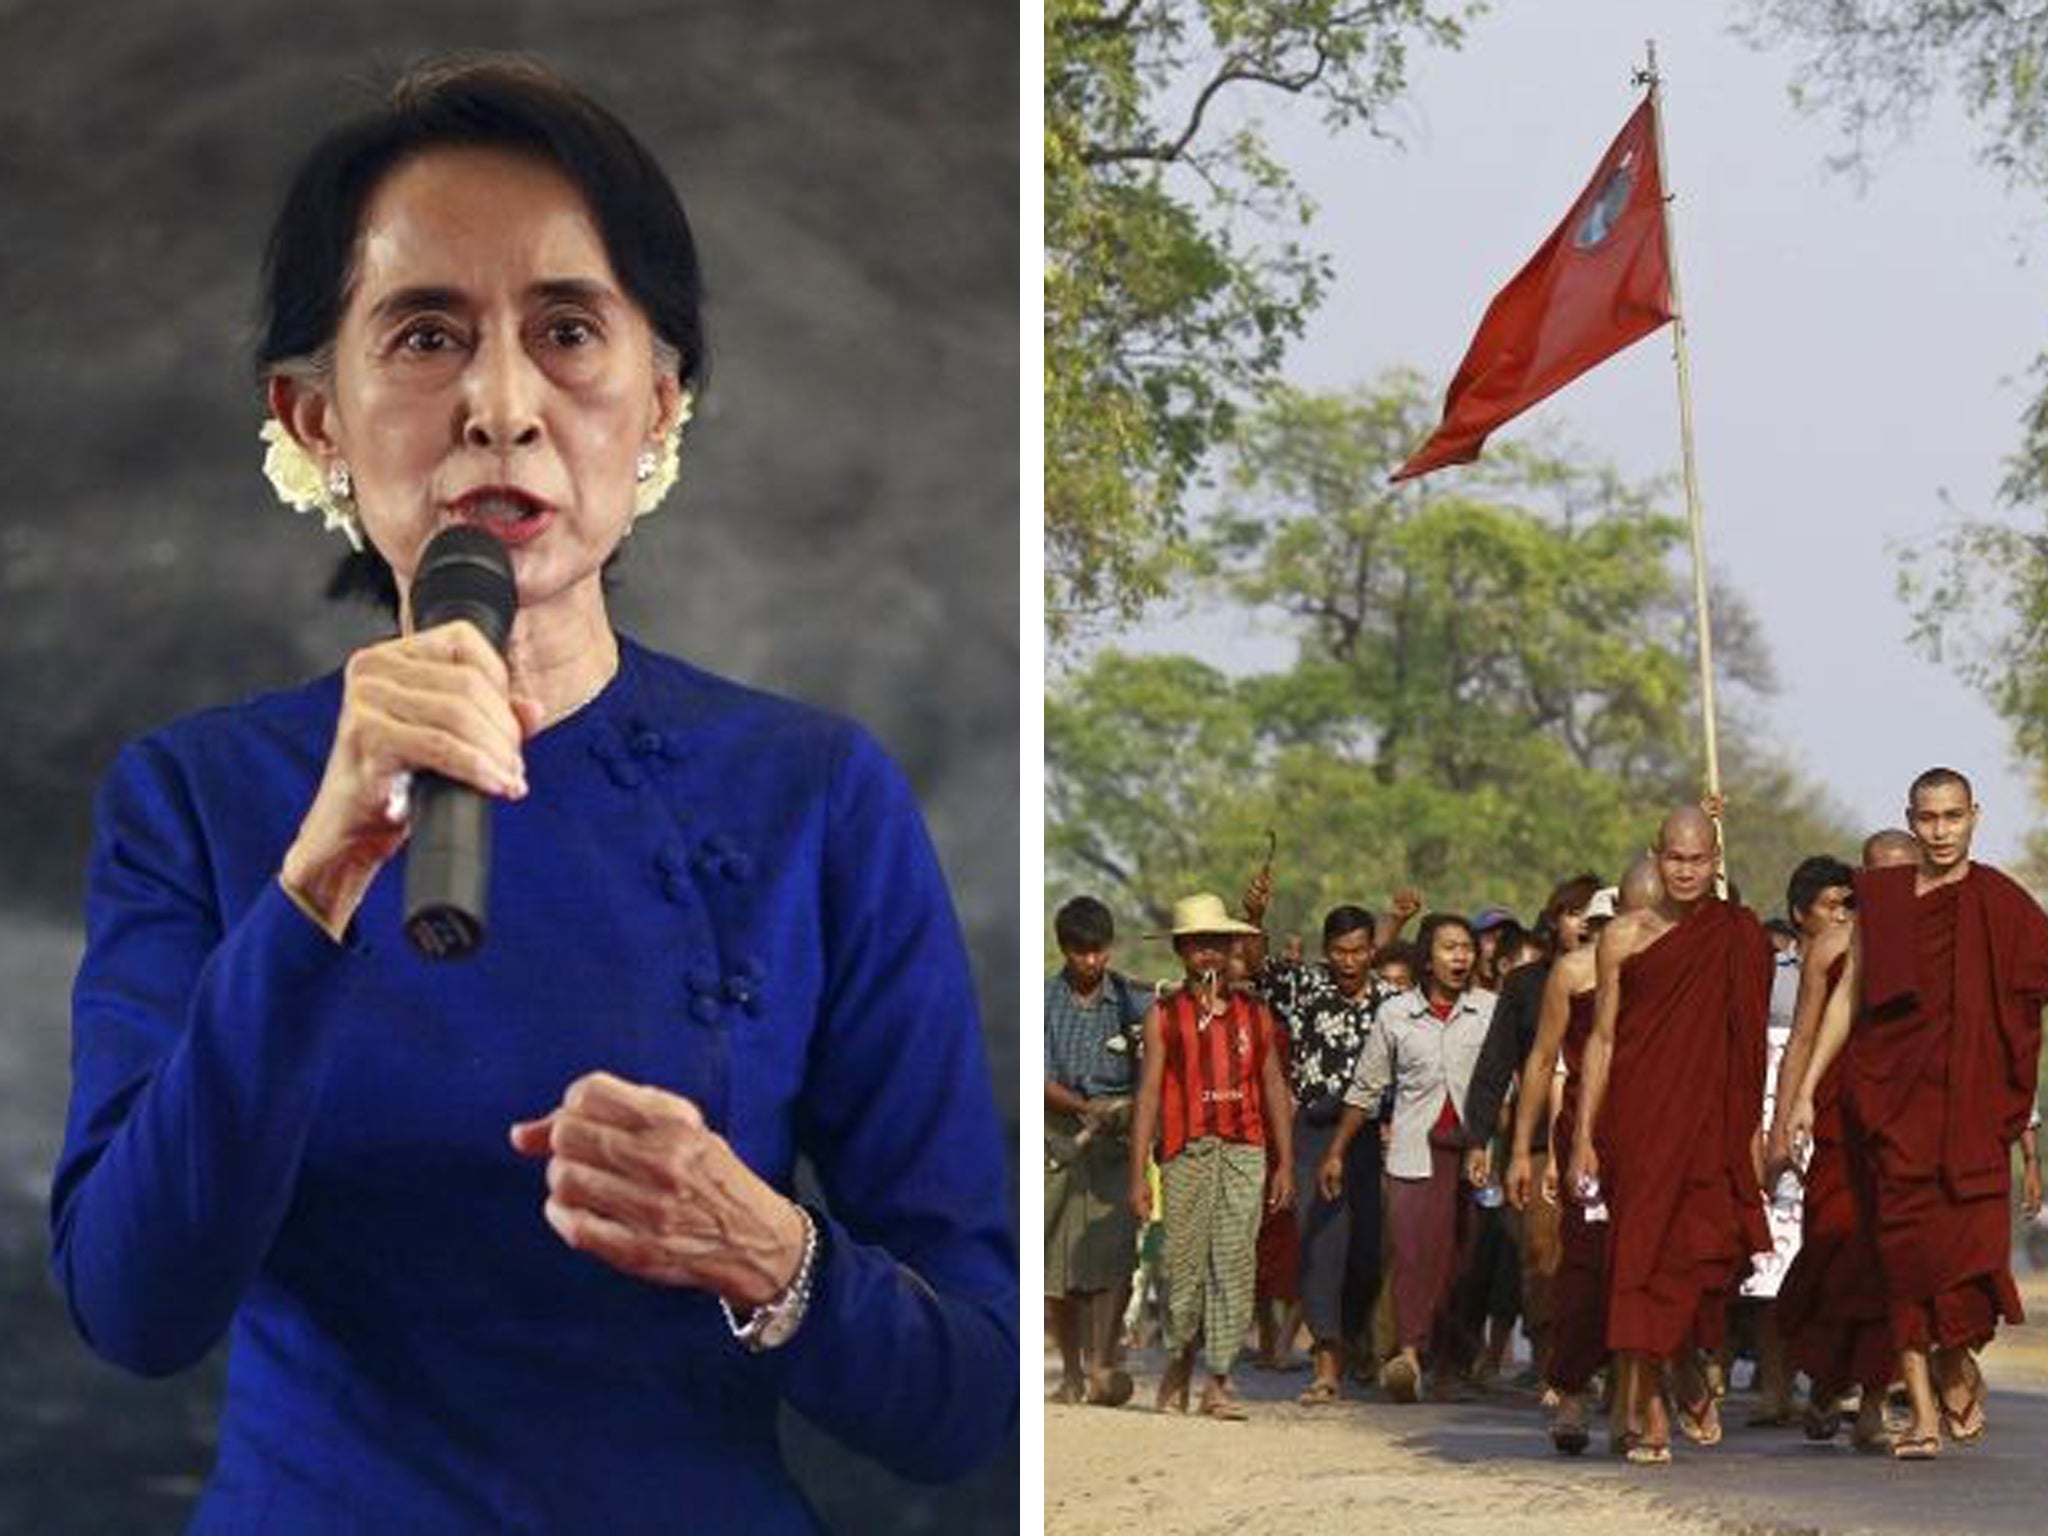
[1157,987,1273,1161]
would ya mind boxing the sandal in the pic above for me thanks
[1048,1377,1085,1406]
[1938,1359,1987,1443]
[1891,1433,1941,1461]
[1297,1379,1341,1407]
[1674,1395,1723,1447]
[1625,1440,1672,1465]
[1199,1388,1249,1420]
[1379,1355,1420,1404]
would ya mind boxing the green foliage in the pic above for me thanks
[1746,4,2048,853]
[1047,378,1859,937]
[1740,2,2048,195]
[1044,0,1469,641]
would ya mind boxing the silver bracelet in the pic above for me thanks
[721,1206,819,1353]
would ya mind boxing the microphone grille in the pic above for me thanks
[410,526,517,650]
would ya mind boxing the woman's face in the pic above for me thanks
[1553,905,1589,953]
[284,146,680,617]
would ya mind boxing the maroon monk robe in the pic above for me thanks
[1848,863,2048,1353]
[1777,951,1893,1397]
[1601,899,1773,1360]
[1546,988,1608,1392]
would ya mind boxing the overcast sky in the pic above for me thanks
[1124,1,2043,866]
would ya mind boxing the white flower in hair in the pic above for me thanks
[259,420,363,550]
[634,389,695,518]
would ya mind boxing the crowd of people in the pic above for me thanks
[1045,767,2047,1463]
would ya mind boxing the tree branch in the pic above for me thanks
[1081,40,1337,166]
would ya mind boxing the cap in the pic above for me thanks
[1469,904,1517,933]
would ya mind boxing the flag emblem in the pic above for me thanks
[1573,153,1636,250]
[1392,102,1674,481]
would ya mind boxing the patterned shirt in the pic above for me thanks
[1044,970,1142,1099]
[1257,958,1390,1105]
[1156,987,1275,1159]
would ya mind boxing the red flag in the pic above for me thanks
[1393,99,1674,481]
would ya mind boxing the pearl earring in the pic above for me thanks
[634,448,658,483]
[327,461,353,503]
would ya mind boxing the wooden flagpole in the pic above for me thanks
[1639,41,1727,881]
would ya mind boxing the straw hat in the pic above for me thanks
[1149,892,1261,939]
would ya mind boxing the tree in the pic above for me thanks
[1744,3,2048,864]
[1044,0,1468,640]
[1046,377,1857,936]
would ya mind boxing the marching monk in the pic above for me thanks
[1787,769,2048,1460]
[1566,807,1773,1466]
[1507,855,1661,1454]
[1767,830,1917,1450]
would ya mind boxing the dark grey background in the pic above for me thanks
[0,1,1019,1530]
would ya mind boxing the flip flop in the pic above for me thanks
[1675,1397,1723,1447]
[1942,1403,1986,1442]
[1379,1355,1420,1404]
[1297,1379,1341,1407]
[1625,1441,1672,1466]
[1199,1391,1249,1421]
[1939,1362,1987,1443]
[1048,1378,1085,1406]
[1891,1433,1941,1461]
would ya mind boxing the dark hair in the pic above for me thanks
[1413,912,1474,987]
[1482,918,1528,955]
[1373,940,1420,976]
[1537,873,1601,938]
[1764,917,1801,943]
[260,54,707,608]
[1055,896,1115,952]
[1321,905,1376,948]
[1908,766,1974,807]
[1785,854,1854,922]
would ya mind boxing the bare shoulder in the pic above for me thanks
[1804,923,1850,970]
[1601,909,1658,961]
[1556,946,1597,990]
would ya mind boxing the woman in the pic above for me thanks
[1505,878,1621,1452]
[49,57,1015,1532]
[1320,913,1495,1401]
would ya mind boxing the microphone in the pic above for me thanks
[402,525,518,960]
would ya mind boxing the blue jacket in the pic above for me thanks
[50,637,1018,1532]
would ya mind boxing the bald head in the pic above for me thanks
[1619,853,1663,913]
[1653,804,1720,906]
[1656,805,1720,854]
[1862,828,1920,869]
